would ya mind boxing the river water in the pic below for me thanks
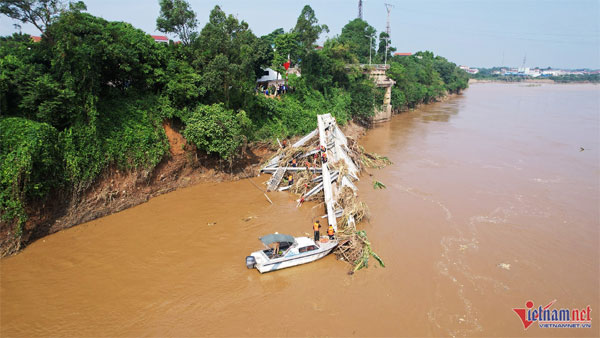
[1,83,599,337]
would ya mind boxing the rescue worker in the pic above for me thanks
[321,151,328,163]
[291,158,297,167]
[313,220,321,242]
[327,224,335,240]
[288,174,294,186]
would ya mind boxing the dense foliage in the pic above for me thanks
[0,0,467,235]
[387,51,469,109]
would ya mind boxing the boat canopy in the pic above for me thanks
[259,234,295,246]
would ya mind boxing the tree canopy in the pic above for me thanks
[339,19,376,64]
[156,0,197,45]
[0,0,86,40]
[293,5,328,54]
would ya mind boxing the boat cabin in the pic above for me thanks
[260,235,320,260]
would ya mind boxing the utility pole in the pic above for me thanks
[358,0,363,20]
[365,34,373,65]
[383,37,390,65]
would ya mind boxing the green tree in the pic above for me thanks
[271,32,299,74]
[338,18,376,64]
[194,6,270,108]
[376,32,395,63]
[156,0,198,45]
[292,5,328,56]
[0,0,85,40]
[260,28,284,47]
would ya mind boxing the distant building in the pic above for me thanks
[459,65,479,74]
[30,36,41,42]
[314,46,323,50]
[394,52,412,56]
[151,35,169,43]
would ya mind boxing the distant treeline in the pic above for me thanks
[0,0,468,234]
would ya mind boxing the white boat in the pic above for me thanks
[245,233,338,273]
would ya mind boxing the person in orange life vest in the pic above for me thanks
[321,151,328,163]
[313,220,321,241]
[291,158,297,167]
[288,174,294,185]
[327,224,335,239]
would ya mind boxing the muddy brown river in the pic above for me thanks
[1,83,599,337]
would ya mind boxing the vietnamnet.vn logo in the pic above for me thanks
[513,300,592,329]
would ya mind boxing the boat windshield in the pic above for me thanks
[263,241,292,259]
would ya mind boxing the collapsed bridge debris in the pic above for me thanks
[260,114,385,272]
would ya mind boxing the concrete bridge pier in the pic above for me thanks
[364,64,396,123]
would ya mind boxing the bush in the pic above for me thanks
[0,117,62,231]
[183,104,251,161]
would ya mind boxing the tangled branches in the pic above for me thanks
[358,146,392,169]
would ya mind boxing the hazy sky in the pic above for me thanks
[1,0,599,69]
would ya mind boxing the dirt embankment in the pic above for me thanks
[0,120,274,256]
[1,120,367,257]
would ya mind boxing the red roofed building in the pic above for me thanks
[394,52,412,56]
[151,35,169,43]
[31,36,42,42]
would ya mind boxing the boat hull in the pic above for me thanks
[256,246,335,273]
[248,239,338,273]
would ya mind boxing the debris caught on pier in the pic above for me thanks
[260,114,388,272]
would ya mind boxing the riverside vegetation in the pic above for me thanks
[0,0,468,254]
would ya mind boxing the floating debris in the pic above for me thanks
[358,146,393,169]
[373,180,387,189]
[207,222,217,226]
[497,263,511,270]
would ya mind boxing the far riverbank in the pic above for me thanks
[469,78,599,85]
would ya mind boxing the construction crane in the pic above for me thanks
[358,0,363,20]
